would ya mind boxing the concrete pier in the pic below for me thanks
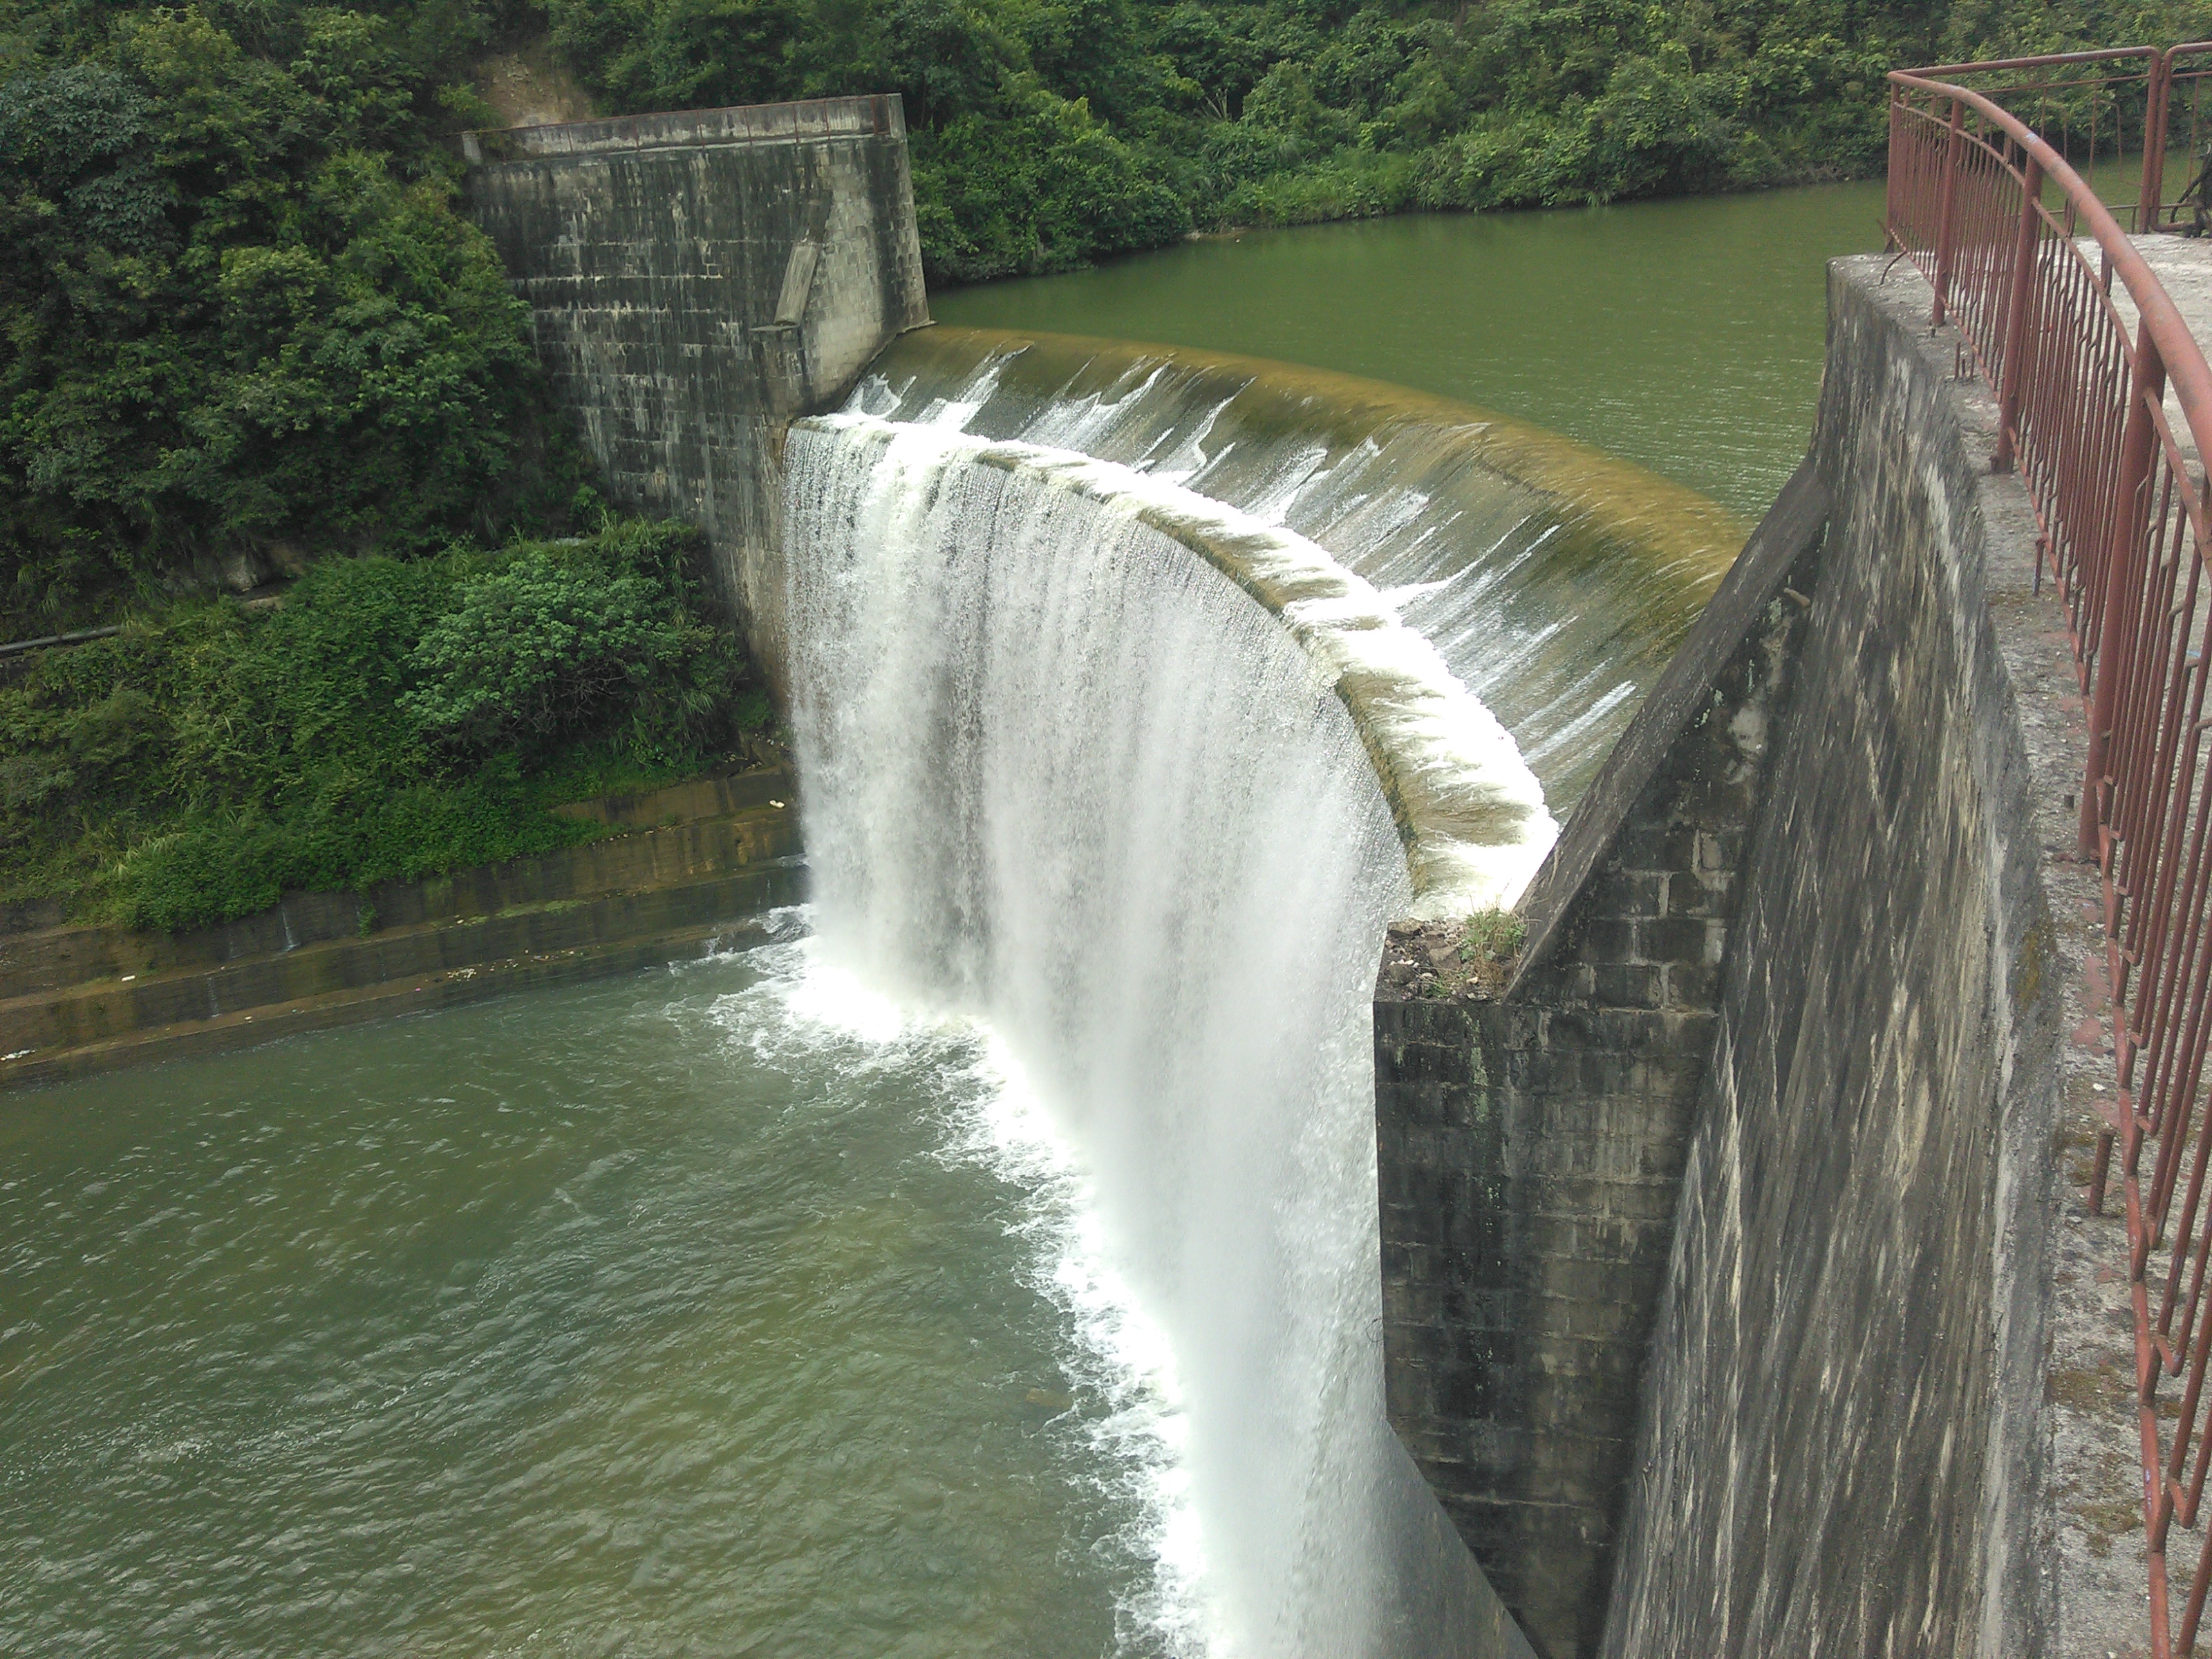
[462,96,929,687]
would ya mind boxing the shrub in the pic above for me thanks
[0,517,772,932]
[0,5,589,637]
[402,550,735,759]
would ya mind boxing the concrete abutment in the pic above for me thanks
[1379,254,2086,1657]
[461,95,930,691]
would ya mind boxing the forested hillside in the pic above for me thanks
[548,0,2212,275]
[0,0,2202,636]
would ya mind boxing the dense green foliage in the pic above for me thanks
[6,0,2210,926]
[6,0,2206,625]
[0,1,591,635]
[544,0,2212,281]
[0,518,770,930]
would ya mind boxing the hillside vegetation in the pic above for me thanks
[3,0,2202,634]
[1,518,772,927]
[549,0,2212,276]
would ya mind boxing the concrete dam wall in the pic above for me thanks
[1376,256,2063,1656]
[462,95,929,684]
[463,105,2070,1657]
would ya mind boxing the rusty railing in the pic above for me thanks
[2143,44,2212,233]
[1888,50,2212,1656]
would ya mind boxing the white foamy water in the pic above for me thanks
[782,416,1522,1653]
[801,411,1558,917]
[848,328,1743,813]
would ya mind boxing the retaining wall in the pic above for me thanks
[1378,254,2064,1657]
[1,769,803,1090]
[462,96,929,686]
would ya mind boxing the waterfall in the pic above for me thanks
[782,413,1551,1653]
[845,327,1743,810]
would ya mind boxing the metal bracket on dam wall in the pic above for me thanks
[460,95,930,687]
[1378,253,2069,1658]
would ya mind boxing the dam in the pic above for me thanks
[5,53,2207,1659]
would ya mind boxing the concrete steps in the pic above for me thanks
[0,906,794,1090]
[0,767,805,1091]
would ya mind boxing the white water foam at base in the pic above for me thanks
[702,924,1214,1654]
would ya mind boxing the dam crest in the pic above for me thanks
[794,411,1557,917]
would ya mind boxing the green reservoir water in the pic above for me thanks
[932,185,1891,518]
[1,932,1191,1658]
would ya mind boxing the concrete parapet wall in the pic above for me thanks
[462,95,928,687]
[1378,256,2065,1657]
[461,95,899,161]
[1597,256,2059,1659]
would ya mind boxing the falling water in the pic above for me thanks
[845,327,1743,808]
[782,412,1555,1653]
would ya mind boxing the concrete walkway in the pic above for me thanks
[2025,230,2212,1658]
[2128,231,2212,340]
[1873,234,2193,1656]
[2083,233,2212,467]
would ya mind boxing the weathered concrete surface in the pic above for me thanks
[0,769,803,1091]
[1951,240,2209,1656]
[2088,234,2212,476]
[462,97,928,686]
[1591,252,2063,1658]
[1376,246,2130,1656]
[1374,467,1828,1658]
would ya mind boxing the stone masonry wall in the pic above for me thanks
[1597,256,2059,1659]
[1376,466,1828,1659]
[1376,254,2065,1659]
[462,95,929,688]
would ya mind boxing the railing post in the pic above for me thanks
[1933,99,1967,326]
[2144,49,2173,233]
[1991,153,2045,474]
[2081,323,2168,861]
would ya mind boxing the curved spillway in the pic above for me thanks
[798,412,1555,918]
[778,334,1734,1653]
[847,326,1743,811]
[784,416,1500,1653]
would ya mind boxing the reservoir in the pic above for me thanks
[4,182,1884,1656]
[932,185,1888,518]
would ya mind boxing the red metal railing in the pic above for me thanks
[1889,50,2212,1657]
[2143,44,2212,232]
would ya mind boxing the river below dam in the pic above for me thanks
[6,183,1884,1656]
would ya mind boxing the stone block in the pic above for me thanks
[1588,962,1667,1008]
[1586,868,1669,919]
[1635,915,1714,966]
[1611,819,1701,872]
